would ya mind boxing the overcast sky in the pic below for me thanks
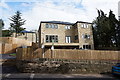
[0,0,120,30]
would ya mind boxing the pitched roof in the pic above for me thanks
[20,30,35,33]
[76,21,92,24]
[41,21,74,25]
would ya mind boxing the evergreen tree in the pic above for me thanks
[9,11,26,37]
[108,10,119,47]
[116,21,120,48]
[93,10,120,50]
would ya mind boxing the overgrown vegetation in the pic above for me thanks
[93,10,120,50]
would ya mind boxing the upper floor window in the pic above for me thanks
[46,35,58,43]
[65,26,71,29]
[81,24,89,28]
[46,24,58,29]
[82,34,90,39]
[75,35,78,40]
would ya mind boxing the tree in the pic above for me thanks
[93,10,109,48]
[9,11,26,37]
[108,10,119,47]
[92,10,120,50]
[116,20,120,48]
[0,19,4,29]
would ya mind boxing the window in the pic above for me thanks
[75,35,78,40]
[86,24,89,28]
[83,45,91,49]
[46,24,49,28]
[119,16,120,21]
[65,36,71,43]
[65,26,71,29]
[84,34,90,39]
[51,24,54,28]
[81,24,84,28]
[82,34,90,39]
[84,24,86,28]
[49,24,52,28]
[81,24,89,28]
[54,24,58,29]
[46,24,58,29]
[87,35,90,39]
[82,34,84,39]
[46,35,58,43]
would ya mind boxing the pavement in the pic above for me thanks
[1,73,120,80]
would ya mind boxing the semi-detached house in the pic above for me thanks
[38,21,94,49]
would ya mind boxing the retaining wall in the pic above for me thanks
[16,58,118,74]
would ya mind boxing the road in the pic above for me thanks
[1,73,120,80]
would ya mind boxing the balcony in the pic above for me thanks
[43,43,79,46]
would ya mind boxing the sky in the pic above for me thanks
[0,0,120,30]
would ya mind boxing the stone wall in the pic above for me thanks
[16,58,118,74]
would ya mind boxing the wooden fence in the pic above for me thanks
[16,48,120,61]
[0,43,17,54]
[16,47,42,60]
[0,37,32,54]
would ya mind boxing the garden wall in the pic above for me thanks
[16,59,118,74]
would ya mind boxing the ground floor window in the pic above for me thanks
[65,36,71,43]
[83,45,91,49]
[46,35,58,43]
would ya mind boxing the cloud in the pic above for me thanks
[0,1,10,9]
[22,1,87,30]
[2,0,120,30]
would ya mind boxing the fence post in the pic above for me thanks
[2,43,5,54]
[51,49,53,58]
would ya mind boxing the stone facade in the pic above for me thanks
[12,32,38,43]
[16,58,118,74]
[38,21,94,49]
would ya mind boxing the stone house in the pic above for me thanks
[38,21,94,49]
[12,30,38,43]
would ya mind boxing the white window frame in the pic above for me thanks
[65,36,71,43]
[86,24,89,28]
[65,26,71,29]
[81,24,84,28]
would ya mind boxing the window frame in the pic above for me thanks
[45,23,58,29]
[46,35,58,43]
[83,45,91,49]
[65,25,71,30]
[65,36,71,43]
[75,35,78,40]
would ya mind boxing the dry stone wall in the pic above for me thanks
[16,58,118,74]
